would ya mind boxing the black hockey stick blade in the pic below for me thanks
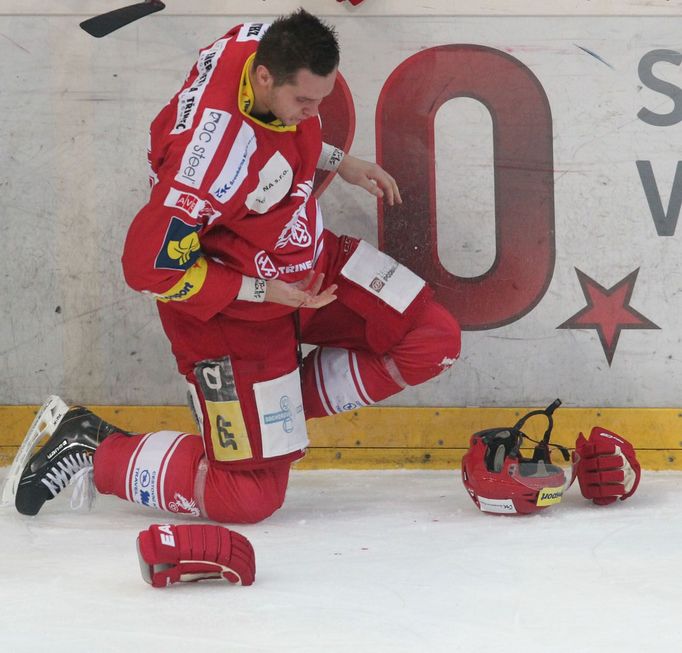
[80,1,166,38]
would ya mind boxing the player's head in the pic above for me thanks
[252,9,339,125]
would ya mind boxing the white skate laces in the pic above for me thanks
[40,452,96,511]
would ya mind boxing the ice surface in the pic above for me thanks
[0,468,680,653]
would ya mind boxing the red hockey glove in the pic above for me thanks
[137,524,255,588]
[574,427,641,505]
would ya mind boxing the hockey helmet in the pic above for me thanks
[461,400,576,515]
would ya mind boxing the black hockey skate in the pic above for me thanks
[13,398,125,516]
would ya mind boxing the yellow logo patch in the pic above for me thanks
[167,232,200,266]
[154,216,202,271]
[155,257,208,303]
[536,486,564,506]
[205,400,252,462]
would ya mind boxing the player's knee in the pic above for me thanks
[208,494,284,524]
[204,463,290,524]
[430,301,461,363]
[390,301,461,386]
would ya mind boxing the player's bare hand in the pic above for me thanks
[265,272,338,309]
[337,154,402,206]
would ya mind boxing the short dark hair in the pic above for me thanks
[253,9,340,86]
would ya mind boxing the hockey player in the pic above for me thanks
[12,10,461,523]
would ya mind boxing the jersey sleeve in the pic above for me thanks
[121,178,243,322]
[122,28,264,321]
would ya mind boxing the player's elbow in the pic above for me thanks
[121,249,152,294]
[121,234,167,295]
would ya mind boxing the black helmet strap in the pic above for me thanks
[512,399,569,464]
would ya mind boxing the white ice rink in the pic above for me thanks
[1,467,680,653]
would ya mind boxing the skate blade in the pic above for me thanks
[1,395,69,507]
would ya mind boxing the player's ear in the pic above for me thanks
[255,64,274,88]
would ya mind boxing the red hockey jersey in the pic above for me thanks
[122,22,325,322]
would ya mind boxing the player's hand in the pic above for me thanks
[574,427,641,505]
[337,154,402,206]
[265,271,338,309]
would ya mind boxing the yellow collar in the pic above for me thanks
[239,53,296,133]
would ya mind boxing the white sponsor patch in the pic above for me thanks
[236,23,269,42]
[126,431,189,511]
[175,108,231,189]
[209,122,257,203]
[164,187,221,223]
[253,368,308,458]
[245,151,293,214]
[172,39,227,134]
[340,240,425,314]
[478,496,517,514]
[163,188,202,218]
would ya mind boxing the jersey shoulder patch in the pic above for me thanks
[155,216,202,271]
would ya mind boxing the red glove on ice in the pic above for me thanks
[574,427,641,505]
[137,524,255,587]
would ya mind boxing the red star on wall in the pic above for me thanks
[558,269,659,365]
